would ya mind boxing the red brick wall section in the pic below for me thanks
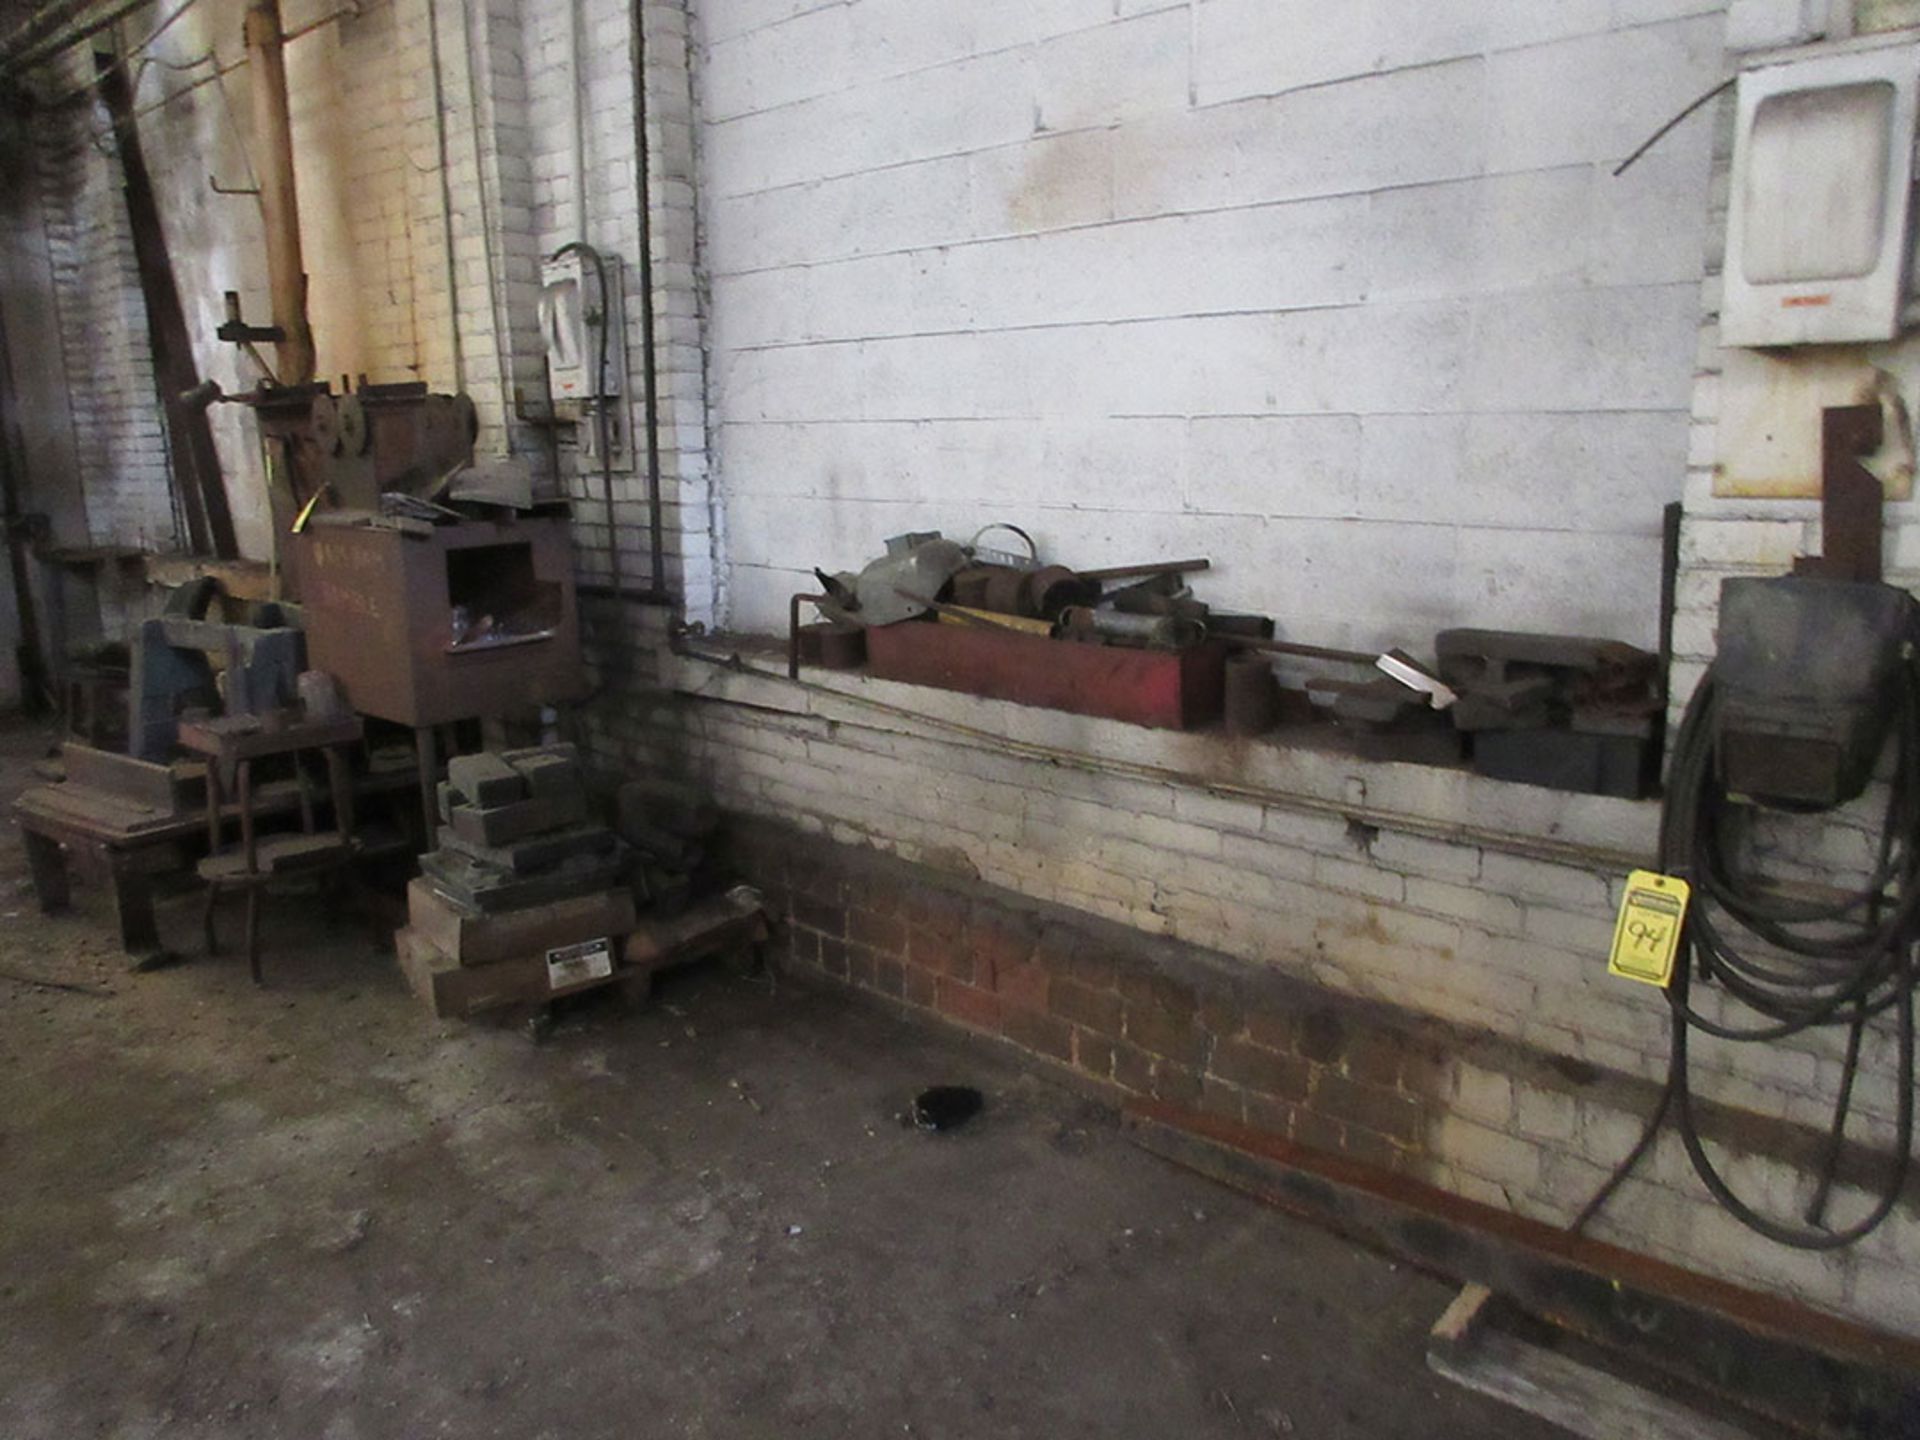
[722,815,1917,1219]
[736,819,1449,1176]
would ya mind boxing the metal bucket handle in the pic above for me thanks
[969,522,1039,571]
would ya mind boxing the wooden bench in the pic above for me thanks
[14,783,197,965]
[14,740,415,967]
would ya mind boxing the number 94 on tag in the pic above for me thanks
[1607,870,1690,988]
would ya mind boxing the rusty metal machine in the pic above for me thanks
[190,370,481,538]
[272,379,478,512]
[293,513,584,732]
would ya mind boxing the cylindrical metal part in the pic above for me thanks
[1065,606,1193,649]
[1025,564,1099,620]
[982,567,1028,616]
[1077,557,1211,583]
[949,565,999,610]
[1207,612,1277,640]
[244,0,315,385]
[1224,651,1282,736]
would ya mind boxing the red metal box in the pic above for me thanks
[863,620,1226,730]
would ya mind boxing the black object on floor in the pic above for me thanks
[911,1085,983,1132]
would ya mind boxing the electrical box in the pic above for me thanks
[1723,38,1920,346]
[538,252,626,403]
[1713,575,1915,805]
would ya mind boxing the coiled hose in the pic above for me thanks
[1576,667,1919,1249]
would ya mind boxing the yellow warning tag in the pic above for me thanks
[1607,870,1690,988]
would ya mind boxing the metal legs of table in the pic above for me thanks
[415,726,439,847]
[200,877,262,983]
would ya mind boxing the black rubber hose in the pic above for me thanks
[1575,661,1920,1249]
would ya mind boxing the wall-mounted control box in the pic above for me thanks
[539,252,627,403]
[1724,36,1920,346]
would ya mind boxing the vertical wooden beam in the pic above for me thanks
[242,0,315,387]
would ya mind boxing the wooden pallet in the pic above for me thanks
[1428,1285,1764,1440]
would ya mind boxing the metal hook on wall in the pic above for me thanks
[207,173,260,196]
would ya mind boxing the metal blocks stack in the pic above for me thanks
[397,744,639,1018]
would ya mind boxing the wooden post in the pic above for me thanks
[243,0,315,386]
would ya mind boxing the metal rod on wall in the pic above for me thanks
[425,0,463,391]
[630,0,667,600]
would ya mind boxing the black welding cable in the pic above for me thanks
[1662,670,1918,1248]
[1576,669,1920,1248]
[1667,963,1913,1249]
[1805,1003,1865,1227]
[1612,76,1735,177]
[1568,1079,1670,1236]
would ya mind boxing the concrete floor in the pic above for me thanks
[0,720,1562,1440]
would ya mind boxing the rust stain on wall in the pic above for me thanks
[1716,349,1915,499]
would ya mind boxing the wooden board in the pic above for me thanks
[199,833,352,881]
[623,889,768,971]
[1428,1286,1763,1440]
[395,927,633,1019]
[14,784,195,841]
[176,715,363,761]
[406,878,636,967]
[60,745,201,814]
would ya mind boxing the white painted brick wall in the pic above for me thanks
[614,636,1920,1332]
[33,50,178,560]
[696,1,1726,651]
[28,0,714,614]
[663,2,1920,1333]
